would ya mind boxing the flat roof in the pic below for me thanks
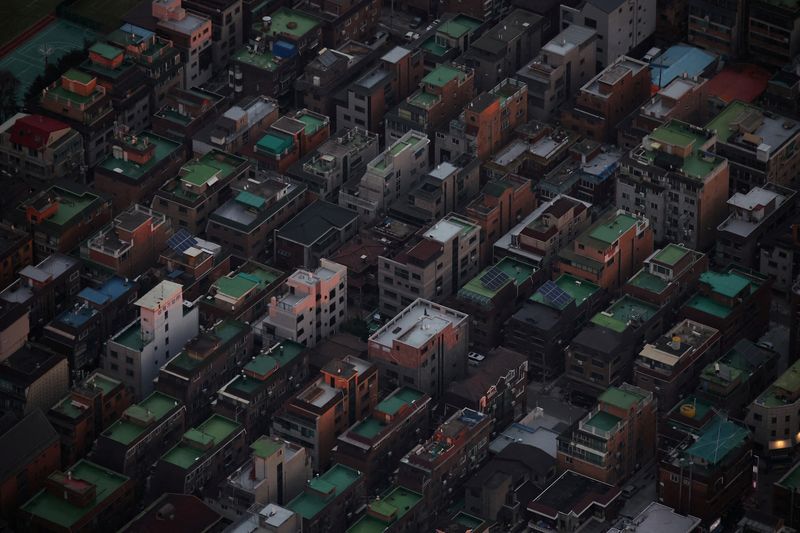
[346,486,422,533]
[423,214,477,243]
[370,299,467,349]
[653,243,690,265]
[422,65,466,87]
[98,132,181,180]
[587,212,638,244]
[135,280,182,310]
[599,385,647,410]
[161,415,241,470]
[376,387,424,415]
[707,100,800,149]
[287,464,361,519]
[585,410,621,432]
[591,296,657,333]
[531,274,599,310]
[103,392,179,445]
[266,8,320,39]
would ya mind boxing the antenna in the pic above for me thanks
[39,43,54,65]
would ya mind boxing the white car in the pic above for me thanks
[468,352,486,364]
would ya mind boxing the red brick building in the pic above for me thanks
[295,0,381,48]
[253,109,330,174]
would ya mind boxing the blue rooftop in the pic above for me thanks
[56,306,97,328]
[650,44,716,88]
[78,277,134,306]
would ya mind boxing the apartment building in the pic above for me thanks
[418,14,484,69]
[0,225,32,292]
[368,299,469,398]
[748,0,800,68]
[561,56,651,142]
[634,320,720,412]
[516,24,597,121]
[537,139,621,209]
[149,0,213,88]
[200,261,284,325]
[687,0,746,58]
[193,96,279,155]
[0,114,84,182]
[378,214,481,316]
[102,280,200,399]
[759,216,800,293]
[458,9,544,93]
[151,87,226,150]
[435,78,528,163]
[346,486,425,533]
[706,101,800,192]
[253,109,331,174]
[286,127,380,201]
[557,384,656,485]
[528,471,621,532]
[274,200,358,270]
[339,130,430,222]
[294,0,379,48]
[555,210,653,291]
[745,358,800,458]
[616,120,729,250]
[623,244,708,309]
[182,0,244,71]
[560,0,656,69]
[263,259,347,348]
[285,464,365,532]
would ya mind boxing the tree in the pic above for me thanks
[0,70,19,123]
[24,48,90,109]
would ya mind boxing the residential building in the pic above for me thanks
[516,24,597,121]
[623,244,708,309]
[565,295,664,396]
[207,175,307,260]
[764,63,800,117]
[557,384,656,485]
[466,173,536,264]
[704,64,771,120]
[329,237,385,311]
[193,96,279,156]
[19,460,134,533]
[717,183,796,269]
[44,303,100,375]
[286,127,380,201]
[560,56,651,142]
[458,9,543,93]
[504,274,604,380]
[183,0,244,71]
[560,0,656,69]
[634,320,720,412]
[555,210,653,291]
[0,301,29,361]
[214,436,311,517]
[199,261,284,325]
[389,155,481,227]
[0,343,68,418]
[706,101,800,192]
[398,408,492,514]
[759,215,800,293]
[747,0,800,68]
[93,129,184,211]
[335,47,425,134]
[483,123,577,179]
[680,267,771,353]
[262,259,347,348]
[102,280,200,399]
[38,69,115,167]
[92,391,186,486]
[687,0,746,58]
[148,0,213,87]
[13,183,112,261]
[334,387,431,491]
[0,410,60,520]
[527,470,621,532]
[215,340,308,439]
[122,493,225,532]
[450,257,541,351]
[0,114,84,182]
[274,200,358,270]
[418,14,484,69]
[658,410,752,527]
[0,224,32,291]
[745,358,800,458]
[384,64,475,148]
[151,87,226,150]
[377,214,481,316]
[80,42,151,134]
[612,502,700,533]
[285,464,365,533]
[697,339,778,418]
[493,194,591,270]
[647,45,717,92]
[106,23,185,110]
[253,110,331,174]
[537,139,621,208]
[47,372,131,467]
[616,120,729,250]
[0,254,82,333]
[345,486,425,533]
[444,346,528,431]
[153,149,250,234]
[295,0,379,48]
[369,299,469,398]
[156,320,253,426]
[435,78,528,163]
[272,356,378,470]
[338,130,430,222]
[72,277,138,355]
[155,414,247,495]
[775,462,800,530]
[82,205,171,279]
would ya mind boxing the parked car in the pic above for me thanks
[410,16,422,29]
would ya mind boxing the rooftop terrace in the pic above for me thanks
[531,274,599,310]
[287,464,361,519]
[98,132,181,181]
[370,299,467,349]
[161,415,241,470]
[591,296,657,333]
[346,486,423,533]
[707,100,800,150]
[102,392,179,446]
[422,65,467,87]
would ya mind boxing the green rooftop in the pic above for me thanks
[454,512,486,529]
[346,486,423,533]
[653,244,690,266]
[287,464,362,519]
[421,37,449,56]
[599,386,647,411]
[700,271,750,298]
[706,100,751,143]
[376,387,424,415]
[244,354,277,376]
[166,320,246,374]
[161,415,241,470]
[236,190,266,209]
[250,436,282,458]
[64,68,93,85]
[112,320,147,351]
[758,358,800,407]
[672,396,713,422]
[90,42,123,61]
[21,460,129,529]
[422,65,465,87]
[587,212,638,244]
[103,391,179,445]
[647,120,722,180]
[778,461,800,491]
[256,131,294,155]
[627,270,669,294]
[591,296,657,333]
[45,187,99,226]
[531,274,599,310]
[351,418,385,439]
[267,8,320,39]
[52,396,88,419]
[180,152,240,187]
[685,295,732,319]
[686,417,748,464]
[585,410,621,432]
[85,373,119,395]
[408,89,441,109]
[438,15,482,39]
[98,132,182,180]
[213,269,279,299]
[296,112,325,136]
[266,340,305,367]
[232,46,278,71]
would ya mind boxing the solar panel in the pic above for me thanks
[167,229,198,254]
[480,265,511,291]
[537,280,573,308]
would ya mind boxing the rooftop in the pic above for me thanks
[585,410,621,432]
[458,258,537,302]
[619,502,701,533]
[422,65,467,87]
[370,299,468,349]
[587,212,638,244]
[161,415,241,470]
[262,8,319,39]
[102,392,179,446]
[277,200,357,246]
[98,132,181,181]
[650,44,716,89]
[756,357,800,408]
[180,151,243,188]
[346,486,423,533]
[591,296,657,333]
[599,385,648,410]
[653,243,690,266]
[530,274,599,310]
[686,417,748,464]
[376,387,425,415]
[287,464,361,519]
[232,47,278,71]
[707,100,800,150]
[437,15,482,39]
[640,120,723,180]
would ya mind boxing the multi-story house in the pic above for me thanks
[616,120,729,250]
[285,464,365,532]
[253,109,331,174]
[193,96,279,155]
[0,224,32,291]
[623,244,708,309]
[748,0,800,68]
[0,114,84,182]
[294,0,380,48]
[687,0,746,58]
[183,0,244,71]
[199,261,284,326]
[151,87,226,151]
[745,358,800,459]
[149,0,214,88]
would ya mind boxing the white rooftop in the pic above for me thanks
[135,280,182,310]
[611,502,701,533]
[298,380,340,408]
[429,161,458,181]
[423,215,476,243]
[381,46,410,64]
[370,299,467,349]
[542,24,595,56]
